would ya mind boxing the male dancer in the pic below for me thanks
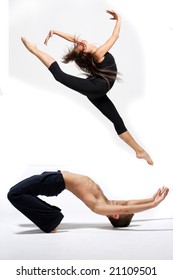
[8,170,169,233]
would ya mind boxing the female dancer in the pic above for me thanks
[21,10,153,165]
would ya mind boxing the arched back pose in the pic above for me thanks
[21,10,153,165]
[7,170,169,233]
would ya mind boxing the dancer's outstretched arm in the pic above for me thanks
[93,10,121,62]
[112,187,167,206]
[93,187,169,217]
[44,29,82,45]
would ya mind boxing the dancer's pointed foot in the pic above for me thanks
[136,150,153,165]
[21,37,37,53]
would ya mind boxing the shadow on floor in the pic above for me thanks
[132,217,173,222]
[16,223,113,234]
[16,228,68,235]
[16,217,173,234]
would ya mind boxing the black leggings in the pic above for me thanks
[7,171,65,233]
[49,62,127,135]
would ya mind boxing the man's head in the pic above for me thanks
[108,214,134,228]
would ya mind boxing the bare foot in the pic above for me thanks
[50,226,58,233]
[21,37,37,53]
[136,150,153,165]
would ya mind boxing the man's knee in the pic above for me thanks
[7,187,20,203]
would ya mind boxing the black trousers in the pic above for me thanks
[49,61,127,135]
[7,171,65,233]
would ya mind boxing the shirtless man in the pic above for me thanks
[7,170,169,233]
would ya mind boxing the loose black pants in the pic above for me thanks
[7,171,65,233]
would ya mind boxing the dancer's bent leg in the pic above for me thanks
[88,95,127,135]
[7,171,65,233]
[88,96,153,165]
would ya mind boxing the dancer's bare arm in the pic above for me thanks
[44,30,82,45]
[92,187,169,217]
[93,10,121,62]
[114,188,167,206]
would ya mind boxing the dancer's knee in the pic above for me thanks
[115,123,127,135]
[7,187,20,203]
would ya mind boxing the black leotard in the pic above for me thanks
[49,52,127,135]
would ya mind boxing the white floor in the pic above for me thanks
[1,216,173,260]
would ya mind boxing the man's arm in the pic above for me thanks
[93,187,169,217]
[114,188,164,206]
[93,10,121,63]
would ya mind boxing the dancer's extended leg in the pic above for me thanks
[21,37,107,98]
[21,37,55,68]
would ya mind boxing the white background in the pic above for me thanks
[0,0,173,224]
[0,1,173,276]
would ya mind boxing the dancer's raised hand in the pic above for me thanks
[106,10,120,20]
[44,30,54,45]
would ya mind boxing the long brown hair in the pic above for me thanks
[62,45,118,88]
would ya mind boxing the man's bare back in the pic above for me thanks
[62,171,108,212]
